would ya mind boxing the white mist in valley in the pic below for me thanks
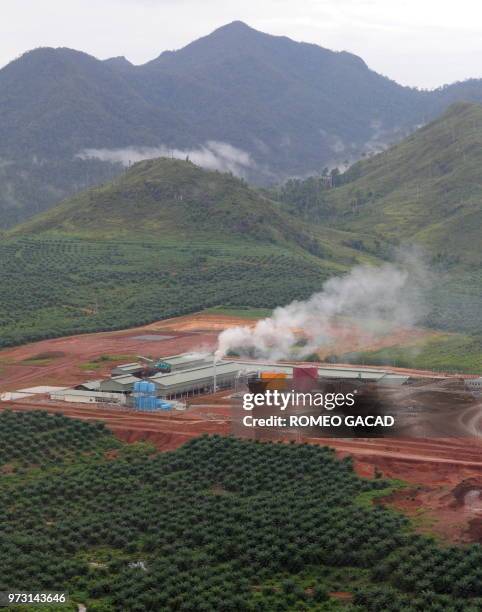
[215,256,429,361]
[78,141,254,176]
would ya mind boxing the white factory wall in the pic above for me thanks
[50,391,126,405]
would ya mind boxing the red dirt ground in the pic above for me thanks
[1,311,481,543]
[0,315,230,392]
[310,437,482,543]
[0,312,464,393]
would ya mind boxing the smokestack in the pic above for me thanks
[213,356,217,392]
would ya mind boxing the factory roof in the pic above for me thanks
[229,360,408,384]
[149,362,244,388]
[162,353,211,366]
[79,379,103,390]
[377,373,410,385]
[112,363,144,373]
[110,374,140,385]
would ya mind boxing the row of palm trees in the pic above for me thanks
[1,421,481,611]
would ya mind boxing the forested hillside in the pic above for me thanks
[276,103,482,338]
[0,158,371,347]
[0,146,480,367]
[324,102,482,266]
[4,21,482,226]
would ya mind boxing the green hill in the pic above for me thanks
[0,159,371,347]
[325,102,482,266]
[13,157,373,264]
[1,148,480,373]
[273,104,482,363]
[13,157,318,244]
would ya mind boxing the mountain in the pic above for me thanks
[278,102,482,336]
[0,159,370,347]
[324,102,482,266]
[4,21,482,227]
[0,46,193,227]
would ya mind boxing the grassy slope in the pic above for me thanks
[260,104,482,372]
[12,157,377,264]
[12,158,291,239]
[338,333,482,375]
[0,159,375,347]
[317,103,482,369]
[326,102,482,266]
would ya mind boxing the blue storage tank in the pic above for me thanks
[133,378,171,411]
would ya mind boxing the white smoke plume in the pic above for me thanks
[215,256,429,361]
[77,141,254,176]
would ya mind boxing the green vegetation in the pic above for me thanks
[278,103,482,340]
[0,410,119,470]
[0,236,337,348]
[0,159,372,348]
[354,481,406,510]
[202,306,273,319]
[1,412,482,611]
[0,21,458,228]
[1,105,482,355]
[4,22,482,227]
[324,102,482,268]
[339,333,482,374]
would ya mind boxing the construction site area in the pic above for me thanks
[0,310,482,544]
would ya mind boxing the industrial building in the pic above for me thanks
[160,353,212,371]
[110,354,211,378]
[230,360,409,385]
[50,389,126,405]
[99,375,139,394]
[76,380,102,391]
[111,362,146,377]
[150,362,246,399]
[45,352,410,409]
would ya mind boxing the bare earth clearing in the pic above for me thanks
[1,311,481,543]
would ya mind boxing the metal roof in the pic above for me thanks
[80,379,103,390]
[149,362,244,388]
[112,363,144,373]
[229,360,408,384]
[162,353,211,366]
[110,374,140,384]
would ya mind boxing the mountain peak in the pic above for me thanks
[211,20,261,38]
[147,20,275,68]
[218,20,253,32]
[103,55,133,70]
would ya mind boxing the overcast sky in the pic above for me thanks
[2,0,482,88]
